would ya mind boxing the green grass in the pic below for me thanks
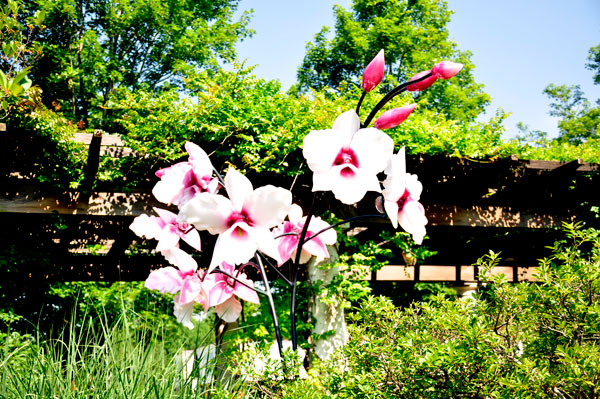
[0,308,251,399]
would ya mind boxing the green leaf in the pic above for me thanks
[0,70,8,90]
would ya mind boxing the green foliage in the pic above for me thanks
[0,0,43,116]
[270,224,600,398]
[297,0,491,122]
[7,104,87,188]
[0,305,246,398]
[587,44,600,86]
[24,0,252,124]
[109,66,357,180]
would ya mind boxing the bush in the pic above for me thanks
[265,224,600,398]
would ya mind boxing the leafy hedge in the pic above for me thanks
[261,224,600,398]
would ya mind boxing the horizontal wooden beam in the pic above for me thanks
[0,190,578,228]
[0,191,163,216]
[352,264,539,282]
[424,204,576,228]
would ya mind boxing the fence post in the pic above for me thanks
[0,123,6,182]
[82,129,103,192]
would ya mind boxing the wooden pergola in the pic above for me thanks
[1,128,598,285]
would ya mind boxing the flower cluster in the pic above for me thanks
[130,50,463,331]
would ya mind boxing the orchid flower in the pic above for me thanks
[362,49,385,92]
[431,61,463,79]
[129,208,200,272]
[145,266,208,328]
[273,204,337,265]
[203,262,260,322]
[406,70,438,92]
[302,110,394,205]
[374,104,416,130]
[382,147,428,244]
[179,167,292,271]
[152,142,219,206]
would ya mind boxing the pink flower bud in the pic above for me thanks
[362,49,385,92]
[431,61,463,79]
[374,104,417,129]
[406,70,437,92]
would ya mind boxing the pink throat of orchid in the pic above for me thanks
[397,189,411,210]
[227,210,253,228]
[333,147,359,178]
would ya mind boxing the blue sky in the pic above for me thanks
[233,0,600,139]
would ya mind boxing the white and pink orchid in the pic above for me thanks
[152,142,219,206]
[302,110,394,205]
[179,167,292,271]
[273,204,337,265]
[203,262,260,323]
[145,267,208,329]
[129,207,201,272]
[382,147,428,244]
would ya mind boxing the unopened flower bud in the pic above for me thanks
[406,70,437,92]
[362,49,385,92]
[374,104,417,129]
[431,61,463,79]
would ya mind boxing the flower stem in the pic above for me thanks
[304,214,387,244]
[355,90,367,115]
[256,255,284,359]
[290,192,317,351]
[212,267,267,296]
[361,72,433,128]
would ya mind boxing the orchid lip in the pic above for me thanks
[333,147,359,168]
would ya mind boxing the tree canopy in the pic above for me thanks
[20,0,252,125]
[539,44,600,144]
[296,0,490,122]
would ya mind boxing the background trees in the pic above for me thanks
[296,0,490,122]
[20,0,252,126]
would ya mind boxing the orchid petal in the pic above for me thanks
[351,127,394,175]
[383,199,400,229]
[246,185,292,228]
[153,207,178,225]
[179,192,231,234]
[173,296,195,329]
[308,218,337,245]
[161,247,197,273]
[398,200,428,245]
[207,280,232,307]
[129,214,162,240]
[405,174,423,201]
[254,227,283,264]
[214,297,242,323]
[185,142,214,175]
[179,274,203,304]
[288,204,303,225]
[332,110,360,144]
[209,223,258,271]
[145,267,182,294]
[302,236,330,260]
[225,168,253,212]
[155,225,180,252]
[232,275,260,304]
[181,228,201,251]
[303,128,343,174]
[152,162,191,205]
